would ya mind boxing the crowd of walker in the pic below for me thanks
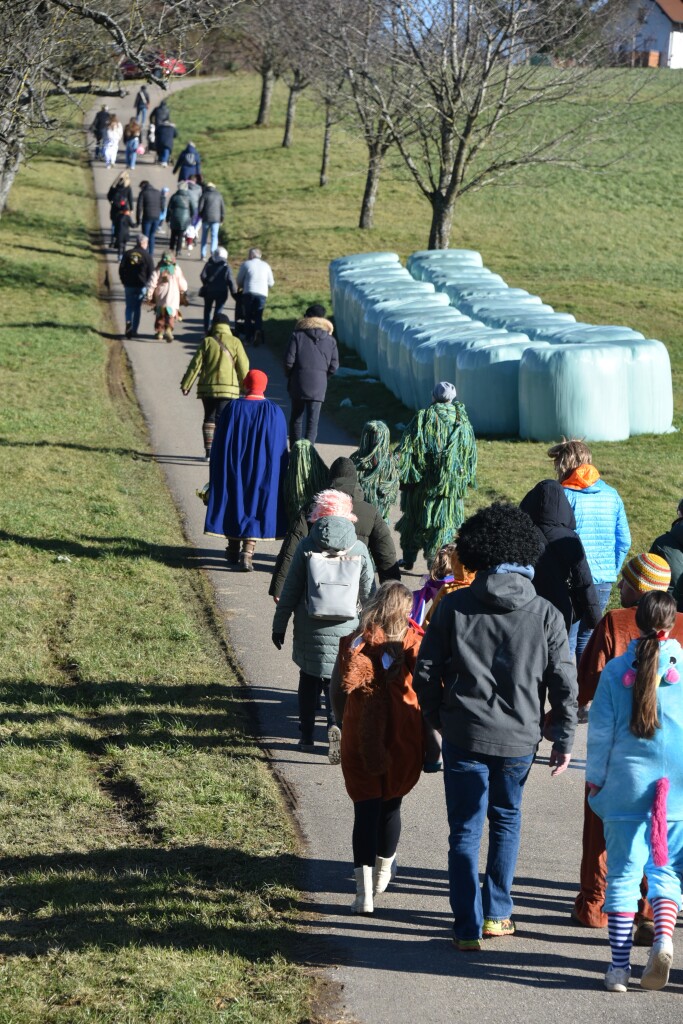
[96,91,683,997]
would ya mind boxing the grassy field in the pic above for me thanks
[0,135,312,1020]
[170,71,683,556]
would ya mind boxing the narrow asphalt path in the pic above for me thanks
[89,83,682,1024]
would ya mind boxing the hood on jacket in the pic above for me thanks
[520,479,576,532]
[295,316,334,336]
[562,465,601,491]
[310,515,358,553]
[471,568,539,612]
[212,322,235,343]
[623,637,682,686]
[328,458,358,498]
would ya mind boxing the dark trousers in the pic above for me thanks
[203,296,227,334]
[169,227,184,257]
[289,399,322,446]
[201,397,230,426]
[298,671,334,742]
[243,292,266,341]
[141,218,158,257]
[353,797,403,867]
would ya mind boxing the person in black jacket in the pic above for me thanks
[520,479,602,633]
[269,456,400,601]
[284,304,339,446]
[91,105,110,160]
[150,99,170,128]
[155,119,177,167]
[119,235,155,339]
[200,247,237,333]
[136,181,165,256]
[107,171,133,248]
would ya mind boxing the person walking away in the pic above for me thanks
[205,370,288,571]
[572,553,683,937]
[351,420,399,525]
[173,140,202,182]
[186,175,203,244]
[269,456,401,602]
[155,118,177,167]
[413,502,578,950]
[548,438,631,661]
[330,581,425,914]
[134,84,150,126]
[107,171,133,248]
[199,247,237,334]
[586,591,683,993]
[91,105,110,160]
[283,440,328,530]
[272,489,375,753]
[397,382,477,571]
[136,181,165,257]
[119,234,154,339]
[651,498,683,611]
[520,479,602,634]
[284,304,339,446]
[149,97,170,130]
[146,251,188,342]
[198,182,225,260]
[166,182,192,258]
[180,313,249,459]
[236,247,274,345]
[103,114,123,169]
[117,206,132,263]
[123,118,142,170]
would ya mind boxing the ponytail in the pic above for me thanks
[630,592,677,740]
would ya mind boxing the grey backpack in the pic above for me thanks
[305,548,363,620]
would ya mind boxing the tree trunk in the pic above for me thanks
[427,191,455,249]
[282,85,299,148]
[256,65,275,126]
[358,146,384,229]
[319,101,332,186]
[0,140,23,216]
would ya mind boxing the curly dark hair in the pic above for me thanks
[456,502,543,571]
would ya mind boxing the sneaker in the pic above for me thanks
[604,965,630,992]
[164,328,173,343]
[155,332,164,340]
[482,918,516,938]
[398,559,414,572]
[328,725,341,765]
[640,938,673,991]
[452,937,482,952]
[633,919,655,947]
[124,322,132,339]
[297,739,315,753]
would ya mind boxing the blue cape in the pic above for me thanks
[205,398,289,539]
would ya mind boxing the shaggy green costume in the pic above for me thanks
[350,420,398,524]
[283,439,328,527]
[396,401,477,563]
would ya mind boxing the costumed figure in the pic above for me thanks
[586,591,683,994]
[396,382,477,570]
[350,420,399,524]
[283,439,329,528]
[204,369,288,571]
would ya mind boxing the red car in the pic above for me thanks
[119,52,187,80]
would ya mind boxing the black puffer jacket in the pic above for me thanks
[136,183,164,223]
[520,479,602,631]
[284,316,339,402]
[269,456,400,598]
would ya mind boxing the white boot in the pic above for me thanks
[373,854,397,895]
[352,866,374,914]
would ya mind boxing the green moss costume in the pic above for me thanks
[396,401,477,562]
[350,420,398,524]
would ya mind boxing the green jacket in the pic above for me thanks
[180,324,249,399]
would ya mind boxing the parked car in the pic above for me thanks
[119,52,187,79]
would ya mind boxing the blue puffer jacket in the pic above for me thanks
[562,469,630,584]
[587,638,683,821]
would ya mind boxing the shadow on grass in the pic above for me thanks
[0,529,229,569]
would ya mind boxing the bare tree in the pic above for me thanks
[228,0,286,127]
[362,0,644,247]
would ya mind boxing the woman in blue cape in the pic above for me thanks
[205,369,289,570]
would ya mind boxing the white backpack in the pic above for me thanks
[305,548,363,620]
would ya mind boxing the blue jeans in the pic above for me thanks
[124,286,146,335]
[243,292,266,341]
[203,297,226,334]
[158,146,171,165]
[442,739,534,940]
[569,581,612,664]
[136,106,147,127]
[201,221,220,259]
[125,139,138,170]
[141,218,158,256]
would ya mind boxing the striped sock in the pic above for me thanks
[652,898,678,941]
[608,912,635,970]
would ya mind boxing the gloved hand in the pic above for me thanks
[272,632,285,651]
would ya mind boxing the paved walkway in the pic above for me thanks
[89,83,682,1023]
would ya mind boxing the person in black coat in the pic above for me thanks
[284,303,339,446]
[135,181,165,256]
[269,456,400,601]
[199,247,237,333]
[155,120,177,166]
[519,478,602,633]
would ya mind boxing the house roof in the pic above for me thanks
[655,0,683,23]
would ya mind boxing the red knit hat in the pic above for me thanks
[243,369,268,396]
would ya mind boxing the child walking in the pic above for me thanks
[331,581,425,915]
[586,591,683,993]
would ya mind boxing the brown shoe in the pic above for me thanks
[239,539,256,571]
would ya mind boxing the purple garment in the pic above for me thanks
[411,575,454,627]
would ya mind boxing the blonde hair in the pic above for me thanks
[631,592,677,739]
[360,581,412,640]
[547,437,592,481]
[430,543,457,581]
